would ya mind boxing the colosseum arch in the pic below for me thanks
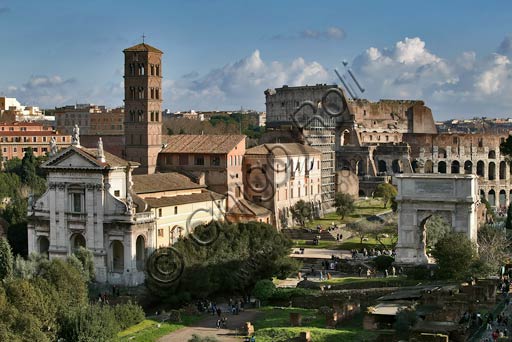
[451,160,460,174]
[464,160,473,174]
[395,174,479,265]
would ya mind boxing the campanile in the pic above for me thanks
[123,42,163,174]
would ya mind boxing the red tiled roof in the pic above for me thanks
[161,134,246,154]
[123,43,163,54]
[143,190,224,208]
[132,172,204,194]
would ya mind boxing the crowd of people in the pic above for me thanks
[350,247,396,259]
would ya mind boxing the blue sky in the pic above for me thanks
[1,0,512,120]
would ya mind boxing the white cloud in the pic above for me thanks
[352,36,512,118]
[4,75,77,108]
[167,50,330,110]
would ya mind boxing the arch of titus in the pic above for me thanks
[394,174,479,264]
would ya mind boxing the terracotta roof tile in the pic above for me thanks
[143,190,224,208]
[161,134,246,154]
[228,198,272,216]
[132,172,204,194]
[123,43,163,54]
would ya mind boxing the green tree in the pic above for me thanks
[73,247,96,281]
[474,225,511,277]
[425,214,451,248]
[506,203,512,230]
[334,192,355,220]
[374,183,398,208]
[431,232,477,280]
[290,200,313,228]
[113,301,145,330]
[252,279,276,302]
[0,238,13,280]
[349,220,377,246]
[59,304,120,342]
[150,222,299,299]
[393,308,418,340]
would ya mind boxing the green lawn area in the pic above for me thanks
[338,236,395,250]
[253,307,377,342]
[292,236,395,251]
[116,314,203,342]
[292,239,340,249]
[304,198,390,229]
[319,276,418,288]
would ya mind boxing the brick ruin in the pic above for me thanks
[263,84,511,211]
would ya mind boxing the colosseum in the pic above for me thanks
[264,84,510,212]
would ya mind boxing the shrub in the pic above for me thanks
[113,301,145,330]
[252,279,276,302]
[373,255,394,271]
[59,304,119,342]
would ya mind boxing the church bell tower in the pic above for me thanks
[123,40,163,174]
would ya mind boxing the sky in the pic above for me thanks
[1,0,512,120]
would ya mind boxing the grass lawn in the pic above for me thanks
[304,198,390,229]
[338,236,396,250]
[253,307,377,342]
[116,314,203,342]
[319,276,419,288]
[292,239,340,249]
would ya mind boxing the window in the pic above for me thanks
[211,156,220,166]
[156,65,160,76]
[179,154,188,165]
[158,229,164,237]
[13,147,17,153]
[71,192,83,212]
[291,188,294,199]
[195,155,204,165]
[174,206,178,215]
[114,190,120,197]
[158,208,162,217]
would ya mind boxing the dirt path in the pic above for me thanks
[158,309,260,342]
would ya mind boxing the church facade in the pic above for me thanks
[27,138,155,286]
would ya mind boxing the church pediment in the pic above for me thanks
[43,146,103,169]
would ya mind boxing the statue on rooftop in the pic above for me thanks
[49,136,58,156]
[72,124,80,146]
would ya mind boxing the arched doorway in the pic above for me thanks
[70,233,85,252]
[489,162,496,180]
[464,160,472,174]
[411,160,419,173]
[136,235,145,271]
[499,190,507,208]
[356,160,366,176]
[378,160,387,173]
[392,159,402,173]
[500,161,507,180]
[420,213,451,249]
[477,161,485,177]
[451,160,460,174]
[342,129,350,145]
[38,236,49,258]
[488,189,496,207]
[438,161,447,174]
[111,240,124,273]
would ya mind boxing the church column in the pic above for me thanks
[85,183,95,249]
[57,183,67,252]
[95,183,106,282]
[48,182,58,251]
